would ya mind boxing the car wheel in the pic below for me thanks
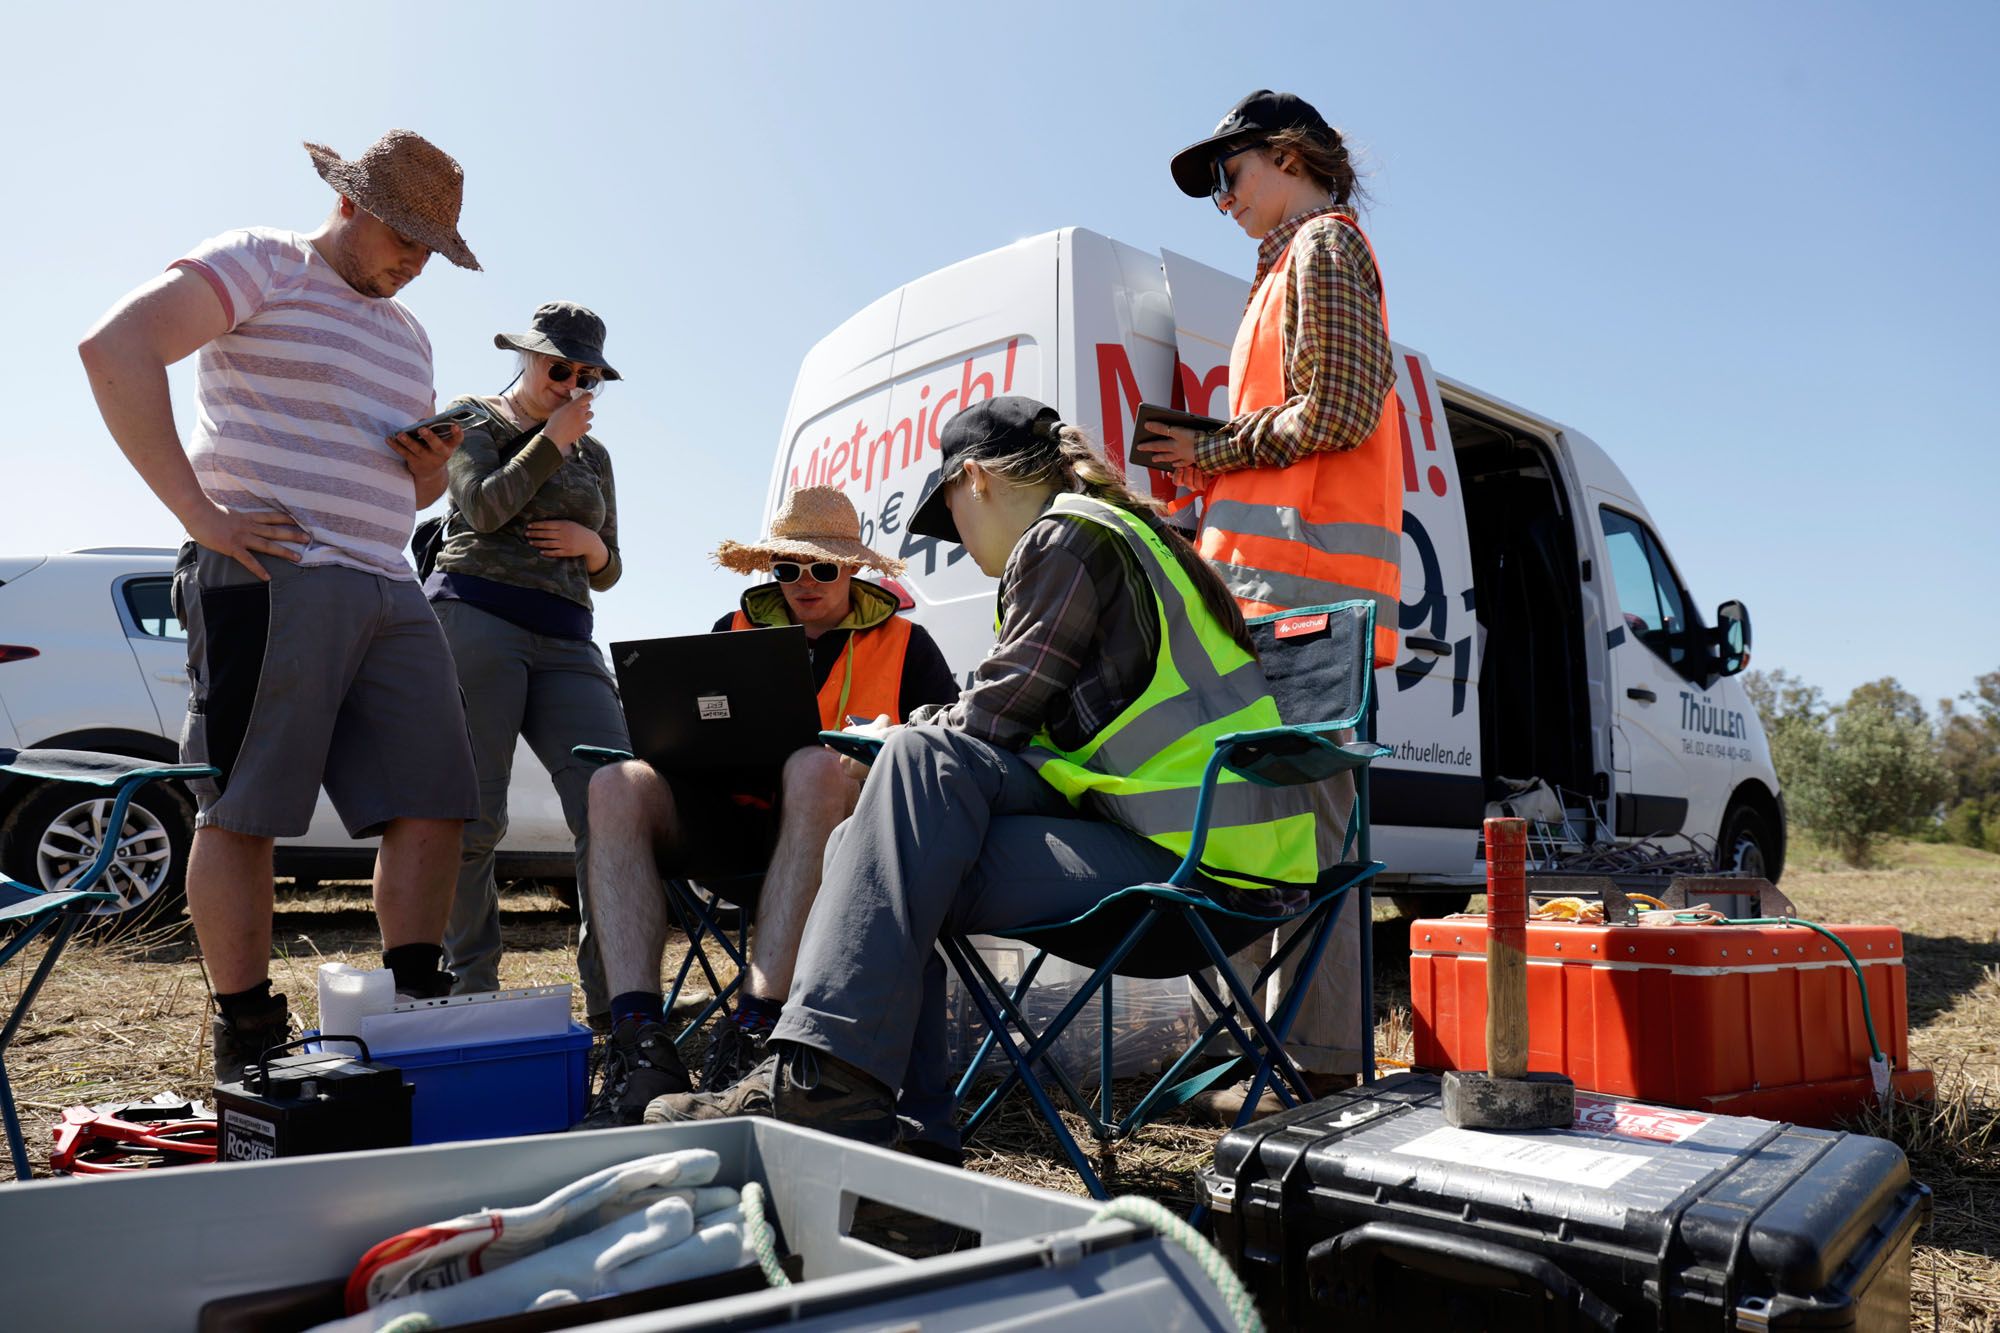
[1717,802,1777,882]
[0,780,196,937]
[1391,891,1473,918]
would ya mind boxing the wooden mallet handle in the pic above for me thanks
[1485,817,1529,1081]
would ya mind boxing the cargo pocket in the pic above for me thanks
[187,580,273,796]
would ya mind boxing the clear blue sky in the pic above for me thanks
[8,1,1995,711]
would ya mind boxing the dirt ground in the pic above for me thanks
[4,858,1996,1328]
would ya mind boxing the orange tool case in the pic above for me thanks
[1408,917,1933,1125]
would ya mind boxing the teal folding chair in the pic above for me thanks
[0,749,216,1179]
[572,747,754,1048]
[943,601,1390,1200]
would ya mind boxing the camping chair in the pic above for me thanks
[573,747,754,1048]
[942,601,1390,1200]
[0,749,216,1180]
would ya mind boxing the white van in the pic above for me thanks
[762,229,1783,900]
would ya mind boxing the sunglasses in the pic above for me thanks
[772,560,845,584]
[546,361,603,391]
[1210,142,1264,211]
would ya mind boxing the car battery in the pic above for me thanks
[1202,1072,1928,1331]
[1408,917,1933,1124]
[214,1038,412,1162]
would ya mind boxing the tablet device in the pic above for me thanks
[1130,403,1228,471]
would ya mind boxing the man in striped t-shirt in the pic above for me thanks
[79,130,486,1081]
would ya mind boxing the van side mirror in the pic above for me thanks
[1714,600,1751,675]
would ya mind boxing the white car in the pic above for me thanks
[0,548,575,923]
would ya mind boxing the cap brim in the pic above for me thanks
[906,471,960,545]
[1169,130,1262,197]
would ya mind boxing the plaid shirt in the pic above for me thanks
[908,506,1158,752]
[1192,206,1395,474]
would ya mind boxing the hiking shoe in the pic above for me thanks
[770,1043,897,1146]
[212,991,293,1087]
[572,1019,692,1130]
[393,969,457,1003]
[699,1017,770,1094]
[646,1053,777,1125]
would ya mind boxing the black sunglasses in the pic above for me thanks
[772,560,844,584]
[1211,142,1264,210]
[546,361,603,390]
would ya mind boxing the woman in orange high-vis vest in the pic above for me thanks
[1146,90,1401,1121]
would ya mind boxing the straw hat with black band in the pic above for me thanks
[495,302,622,381]
[714,486,905,576]
[304,129,481,270]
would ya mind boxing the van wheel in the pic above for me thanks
[1391,891,1473,919]
[1718,802,1776,881]
[0,780,196,938]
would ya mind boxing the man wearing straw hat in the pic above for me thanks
[577,486,956,1130]
[78,130,484,1082]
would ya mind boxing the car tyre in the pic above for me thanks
[0,778,196,938]
[1717,801,1779,882]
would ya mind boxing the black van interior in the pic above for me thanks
[1450,408,1598,827]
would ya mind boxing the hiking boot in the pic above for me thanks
[572,1019,692,1130]
[699,1017,770,1094]
[1190,1068,1359,1125]
[770,1043,897,1146]
[393,969,457,1003]
[645,1052,777,1125]
[212,991,293,1087]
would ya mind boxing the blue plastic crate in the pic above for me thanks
[310,1023,593,1145]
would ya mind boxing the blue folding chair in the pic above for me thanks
[0,748,216,1179]
[942,601,1390,1200]
[573,746,754,1048]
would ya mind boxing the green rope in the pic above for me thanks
[1091,1196,1265,1333]
[740,1180,791,1288]
[1710,916,1885,1063]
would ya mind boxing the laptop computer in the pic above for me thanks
[610,626,822,776]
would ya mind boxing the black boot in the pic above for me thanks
[573,1018,693,1129]
[212,991,293,1087]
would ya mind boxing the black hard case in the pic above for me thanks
[1201,1073,1927,1330]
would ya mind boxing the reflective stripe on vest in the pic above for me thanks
[1021,494,1319,890]
[1203,213,1404,666]
[727,610,914,729]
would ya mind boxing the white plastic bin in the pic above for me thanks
[0,1118,1239,1331]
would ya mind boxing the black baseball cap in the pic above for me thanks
[1169,89,1332,198]
[906,395,1064,544]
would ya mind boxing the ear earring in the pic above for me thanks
[969,487,985,501]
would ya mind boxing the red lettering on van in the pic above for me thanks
[1094,342,1181,502]
[1404,354,1446,497]
[1176,362,1230,416]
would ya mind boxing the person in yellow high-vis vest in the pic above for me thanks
[648,396,1319,1157]
[1145,90,1403,1120]
[575,486,956,1130]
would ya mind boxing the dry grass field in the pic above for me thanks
[4,845,1995,1327]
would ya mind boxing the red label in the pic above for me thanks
[1275,613,1328,639]
[1571,1094,1710,1144]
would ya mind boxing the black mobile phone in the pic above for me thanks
[399,402,491,440]
[818,730,885,764]
[1130,403,1228,471]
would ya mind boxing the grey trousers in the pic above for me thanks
[433,600,630,1011]
[772,726,1202,1146]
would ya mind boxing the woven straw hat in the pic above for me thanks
[714,486,906,576]
[304,130,480,270]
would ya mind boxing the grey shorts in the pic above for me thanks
[174,543,479,838]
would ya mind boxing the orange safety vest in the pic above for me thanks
[727,609,915,729]
[1198,213,1404,666]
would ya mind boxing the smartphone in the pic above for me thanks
[818,730,884,764]
[398,402,491,440]
[1130,403,1228,471]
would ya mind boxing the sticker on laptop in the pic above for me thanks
[1392,1125,1646,1189]
[1571,1094,1710,1144]
[697,695,732,720]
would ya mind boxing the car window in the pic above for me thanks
[1599,508,1689,669]
[123,576,185,640]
